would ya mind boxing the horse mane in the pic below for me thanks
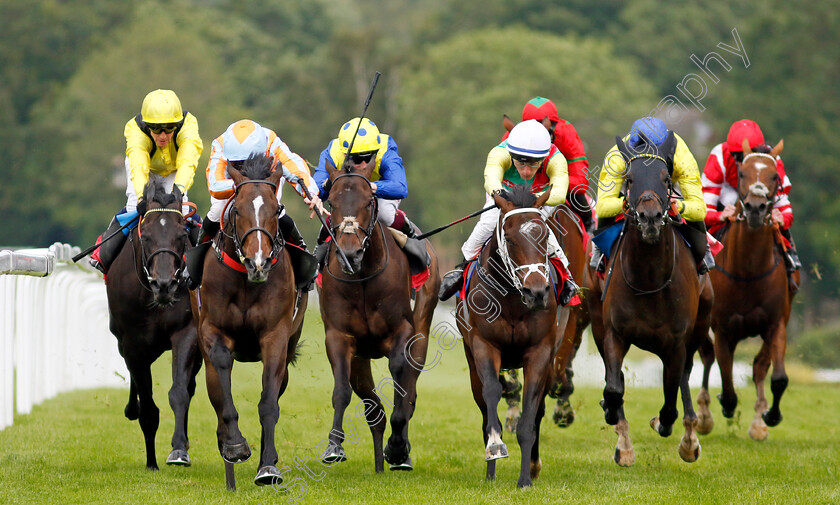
[237,154,274,180]
[143,180,179,207]
[499,184,538,208]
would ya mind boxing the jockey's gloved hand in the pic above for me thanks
[136,198,147,215]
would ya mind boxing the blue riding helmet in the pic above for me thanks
[628,117,668,147]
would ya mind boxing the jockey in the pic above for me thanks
[503,97,593,230]
[90,89,203,274]
[438,119,578,303]
[199,118,323,249]
[701,119,800,273]
[590,117,713,274]
[312,117,426,266]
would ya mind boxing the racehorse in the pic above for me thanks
[105,181,202,469]
[192,155,308,486]
[318,159,440,473]
[710,138,796,441]
[456,185,570,488]
[586,133,714,466]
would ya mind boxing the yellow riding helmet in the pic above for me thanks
[338,117,381,154]
[140,89,184,124]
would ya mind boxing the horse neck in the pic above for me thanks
[477,234,522,303]
[720,220,778,273]
[620,224,676,285]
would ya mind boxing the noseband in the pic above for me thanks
[496,208,551,293]
[227,179,285,267]
[329,172,379,254]
[137,207,188,286]
[736,152,779,224]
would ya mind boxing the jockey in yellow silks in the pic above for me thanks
[90,89,203,274]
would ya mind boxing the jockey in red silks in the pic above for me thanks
[502,97,593,231]
[701,119,800,272]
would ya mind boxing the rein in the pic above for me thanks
[494,207,551,295]
[217,179,284,272]
[134,207,188,289]
[619,225,677,295]
[325,221,390,283]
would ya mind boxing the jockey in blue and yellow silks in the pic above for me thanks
[590,116,713,274]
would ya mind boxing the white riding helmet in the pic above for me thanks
[506,119,551,158]
[222,120,268,161]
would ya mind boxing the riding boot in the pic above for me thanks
[590,243,605,273]
[314,225,331,271]
[439,259,470,301]
[397,216,419,239]
[196,218,220,244]
[279,214,317,291]
[568,191,593,232]
[186,213,202,246]
[89,216,128,274]
[699,248,716,274]
[779,228,802,272]
[185,217,219,290]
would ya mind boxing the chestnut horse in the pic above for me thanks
[456,185,570,488]
[710,138,797,441]
[319,160,440,473]
[192,156,308,486]
[106,181,202,469]
[587,133,713,466]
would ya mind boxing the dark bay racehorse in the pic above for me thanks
[456,185,570,488]
[501,203,589,431]
[587,133,713,466]
[710,139,796,441]
[318,159,440,473]
[192,155,308,486]
[106,181,202,469]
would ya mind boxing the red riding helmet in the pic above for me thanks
[726,119,765,153]
[522,97,560,123]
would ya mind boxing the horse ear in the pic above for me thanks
[493,190,513,214]
[502,114,515,133]
[770,138,784,158]
[742,138,753,155]
[535,185,552,208]
[268,165,285,187]
[615,136,631,160]
[325,159,341,181]
[542,116,552,130]
[172,185,183,207]
[145,181,156,204]
[228,164,246,185]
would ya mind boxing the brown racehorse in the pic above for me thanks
[587,133,713,466]
[192,155,308,486]
[456,185,570,488]
[106,181,202,469]
[318,159,440,473]
[710,138,797,441]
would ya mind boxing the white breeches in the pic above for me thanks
[124,157,189,213]
[461,193,569,266]
[377,198,400,226]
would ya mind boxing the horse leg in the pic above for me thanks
[500,369,521,433]
[348,357,387,473]
[749,336,773,441]
[552,315,579,428]
[202,327,250,463]
[166,324,200,466]
[254,324,292,486]
[762,322,788,428]
[516,344,552,488]
[601,328,628,427]
[124,379,139,421]
[463,340,504,482]
[650,345,684,438]
[714,331,739,418]
[384,323,425,470]
[125,360,160,470]
[677,352,701,463]
[323,329,353,464]
[614,408,635,467]
[695,334,715,435]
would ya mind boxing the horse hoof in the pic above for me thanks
[679,441,701,463]
[553,400,575,428]
[613,447,635,467]
[221,441,251,463]
[384,442,410,467]
[166,449,191,466]
[650,417,672,437]
[389,455,413,471]
[504,409,520,433]
[749,419,769,441]
[762,409,783,427]
[322,445,347,464]
[254,465,282,486]
[485,441,509,461]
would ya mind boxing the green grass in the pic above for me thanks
[2,309,839,504]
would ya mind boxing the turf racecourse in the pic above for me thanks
[1,309,838,505]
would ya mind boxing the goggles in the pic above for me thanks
[349,151,376,164]
[148,123,178,134]
[510,154,544,167]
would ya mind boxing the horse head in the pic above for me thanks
[492,185,553,311]
[325,157,378,274]
[139,181,187,305]
[738,138,784,228]
[227,155,285,283]
[617,131,676,244]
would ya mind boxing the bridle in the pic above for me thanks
[735,152,779,224]
[329,172,379,253]
[224,179,285,268]
[136,207,188,287]
[495,207,551,294]
[623,153,682,229]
